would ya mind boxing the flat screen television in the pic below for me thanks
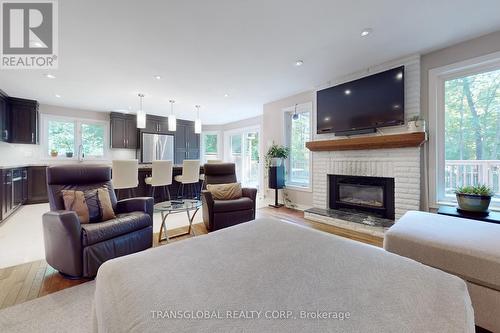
[316,66,405,135]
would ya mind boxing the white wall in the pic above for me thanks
[0,104,135,167]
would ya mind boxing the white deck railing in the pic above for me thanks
[445,160,500,196]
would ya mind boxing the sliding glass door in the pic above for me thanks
[226,128,260,189]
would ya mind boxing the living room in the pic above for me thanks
[1,1,500,332]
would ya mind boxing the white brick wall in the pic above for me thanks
[310,55,422,220]
[312,148,421,219]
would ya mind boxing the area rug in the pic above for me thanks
[0,281,94,332]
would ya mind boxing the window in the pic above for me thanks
[444,68,500,200]
[43,115,107,159]
[285,104,311,188]
[225,128,260,188]
[47,119,75,156]
[202,132,220,162]
[430,53,500,207]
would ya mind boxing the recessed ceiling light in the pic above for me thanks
[295,60,304,66]
[44,73,56,79]
[224,93,229,97]
[55,94,61,98]
[396,72,403,80]
[344,89,351,95]
[153,75,161,80]
[361,28,372,37]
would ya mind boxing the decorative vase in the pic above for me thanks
[456,193,491,213]
[270,157,283,167]
[66,152,73,158]
[407,120,425,132]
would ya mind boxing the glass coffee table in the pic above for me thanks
[154,199,202,243]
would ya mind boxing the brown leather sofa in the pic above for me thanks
[201,163,257,232]
[42,164,153,278]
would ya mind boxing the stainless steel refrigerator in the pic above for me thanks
[141,133,174,163]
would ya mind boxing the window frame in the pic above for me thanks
[41,114,109,161]
[283,102,313,191]
[428,51,500,209]
[201,131,221,163]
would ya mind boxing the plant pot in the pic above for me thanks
[456,193,491,212]
[50,151,58,157]
[66,152,73,158]
[270,157,283,167]
[407,120,425,133]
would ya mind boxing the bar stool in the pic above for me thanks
[145,160,173,202]
[174,160,200,199]
[112,159,138,199]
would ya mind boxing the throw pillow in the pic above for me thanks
[62,188,116,223]
[62,190,90,223]
[206,183,242,200]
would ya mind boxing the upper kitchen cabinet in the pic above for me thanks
[110,112,138,149]
[0,90,8,142]
[8,97,39,144]
[174,119,200,164]
[145,115,170,134]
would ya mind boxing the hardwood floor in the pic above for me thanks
[0,206,382,310]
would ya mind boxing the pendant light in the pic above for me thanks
[168,100,176,131]
[137,93,146,128]
[194,105,202,134]
[292,103,299,120]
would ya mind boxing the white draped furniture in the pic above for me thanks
[93,218,473,332]
[385,210,500,332]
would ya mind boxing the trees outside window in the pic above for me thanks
[48,120,75,155]
[202,133,219,162]
[285,110,311,187]
[444,68,500,198]
[44,116,107,159]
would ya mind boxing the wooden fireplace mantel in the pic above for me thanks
[305,132,426,152]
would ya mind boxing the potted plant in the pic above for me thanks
[455,184,494,213]
[265,144,290,208]
[50,149,58,157]
[65,151,73,158]
[407,115,425,132]
[265,144,290,168]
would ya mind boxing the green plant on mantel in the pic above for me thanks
[455,184,494,196]
[264,144,290,169]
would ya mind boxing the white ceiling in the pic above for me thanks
[1,0,500,124]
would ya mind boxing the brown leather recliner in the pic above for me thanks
[201,163,257,232]
[42,164,153,278]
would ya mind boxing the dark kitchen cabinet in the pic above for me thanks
[0,90,9,142]
[2,169,13,220]
[1,166,47,222]
[0,167,28,221]
[174,120,200,164]
[27,166,48,204]
[110,112,138,149]
[8,97,39,144]
[145,115,170,134]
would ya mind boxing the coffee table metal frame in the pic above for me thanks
[155,200,202,243]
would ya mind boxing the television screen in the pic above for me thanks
[316,66,405,135]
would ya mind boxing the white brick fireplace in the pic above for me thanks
[306,55,422,227]
[312,147,421,219]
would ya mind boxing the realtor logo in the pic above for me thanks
[1,0,58,69]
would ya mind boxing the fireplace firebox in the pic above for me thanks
[328,174,395,220]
